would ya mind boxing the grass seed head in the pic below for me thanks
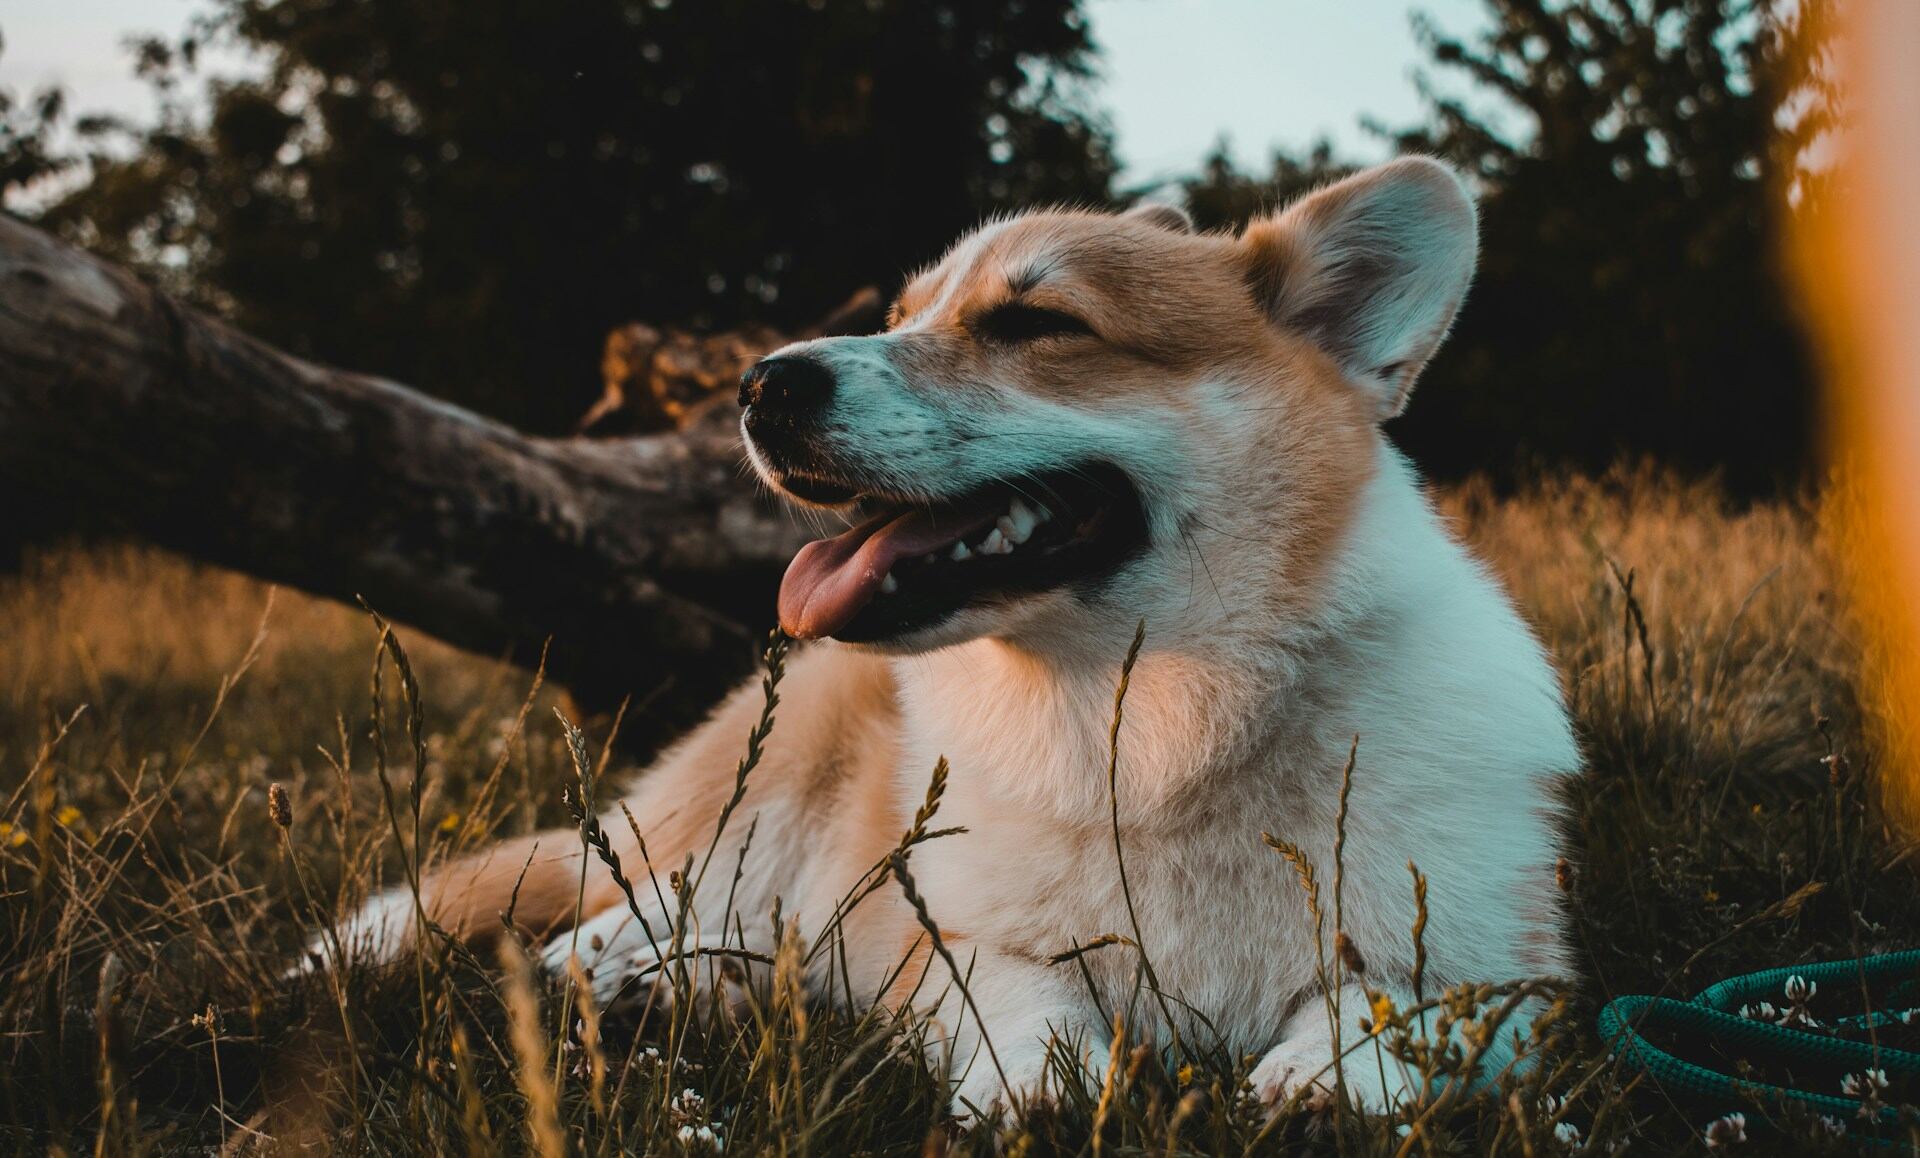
[1335,929,1367,976]
[268,782,292,828]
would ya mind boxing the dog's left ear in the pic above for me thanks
[1241,157,1476,419]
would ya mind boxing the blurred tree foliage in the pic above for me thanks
[8,0,1838,490]
[1189,0,1834,493]
[1179,137,1354,228]
[27,0,1114,429]
[1397,0,1835,495]
[0,38,75,195]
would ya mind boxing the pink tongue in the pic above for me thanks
[778,503,1001,639]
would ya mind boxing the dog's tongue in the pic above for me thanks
[778,502,1000,639]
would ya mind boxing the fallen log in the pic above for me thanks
[0,213,812,740]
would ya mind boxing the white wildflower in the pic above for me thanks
[1843,1067,1889,1119]
[1703,1112,1746,1149]
[669,1086,705,1124]
[1840,1068,1888,1098]
[676,1123,724,1151]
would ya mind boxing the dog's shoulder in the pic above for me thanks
[1327,448,1580,779]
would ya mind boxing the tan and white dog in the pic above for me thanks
[318,157,1578,1116]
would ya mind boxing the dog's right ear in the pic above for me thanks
[1240,157,1477,420]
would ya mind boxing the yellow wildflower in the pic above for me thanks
[1368,990,1399,1034]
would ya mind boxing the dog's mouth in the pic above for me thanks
[773,463,1148,642]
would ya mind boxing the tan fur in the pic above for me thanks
[374,644,904,966]
[441,831,578,946]
[885,210,1379,626]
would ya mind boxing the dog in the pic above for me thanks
[313,156,1579,1117]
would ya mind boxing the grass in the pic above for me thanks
[2,464,1916,1154]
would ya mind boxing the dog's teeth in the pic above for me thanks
[1006,498,1040,542]
[880,572,899,594]
[995,515,1024,545]
[981,528,1009,555]
[950,540,972,561]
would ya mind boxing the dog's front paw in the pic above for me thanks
[538,913,669,1011]
[1251,1037,1335,1116]
[945,1038,1063,1126]
[286,885,417,978]
[949,1067,1043,1127]
[1251,1035,1402,1118]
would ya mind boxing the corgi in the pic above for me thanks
[314,157,1579,1117]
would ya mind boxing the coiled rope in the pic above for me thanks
[1599,950,1920,1137]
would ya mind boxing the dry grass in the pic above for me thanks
[2,467,1915,1154]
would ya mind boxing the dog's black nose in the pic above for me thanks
[739,355,834,414]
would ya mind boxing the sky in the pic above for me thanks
[1086,0,1491,180]
[2,0,1496,184]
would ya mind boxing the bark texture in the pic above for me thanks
[0,214,811,733]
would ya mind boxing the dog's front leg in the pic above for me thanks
[1251,983,1417,1116]
[910,947,1101,1121]
[540,897,771,1013]
[1252,981,1539,1117]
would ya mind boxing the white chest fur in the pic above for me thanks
[883,447,1579,1048]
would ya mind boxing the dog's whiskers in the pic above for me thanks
[1182,526,1229,616]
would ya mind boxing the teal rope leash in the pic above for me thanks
[1599,950,1920,1137]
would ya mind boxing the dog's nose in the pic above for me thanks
[739,356,834,414]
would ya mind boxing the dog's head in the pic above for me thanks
[741,157,1476,653]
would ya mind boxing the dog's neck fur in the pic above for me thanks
[888,436,1445,828]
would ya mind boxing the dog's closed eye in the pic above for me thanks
[976,303,1095,344]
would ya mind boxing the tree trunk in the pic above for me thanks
[0,214,809,740]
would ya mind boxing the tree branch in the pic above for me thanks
[0,213,809,737]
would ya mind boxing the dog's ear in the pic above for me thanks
[1121,201,1194,234]
[1240,157,1476,419]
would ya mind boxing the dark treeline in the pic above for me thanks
[3,0,1834,493]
